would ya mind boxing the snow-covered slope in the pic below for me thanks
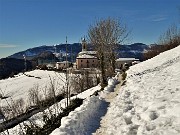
[103,46,180,135]
[0,70,65,107]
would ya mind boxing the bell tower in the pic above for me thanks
[82,37,87,52]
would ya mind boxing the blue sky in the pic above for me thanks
[0,0,179,58]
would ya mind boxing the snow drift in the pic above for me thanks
[50,77,119,135]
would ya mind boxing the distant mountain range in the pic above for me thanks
[8,43,82,61]
[8,43,149,61]
[117,43,149,60]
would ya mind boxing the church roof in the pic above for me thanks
[78,51,97,55]
[77,54,97,59]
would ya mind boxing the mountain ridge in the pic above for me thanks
[8,43,149,61]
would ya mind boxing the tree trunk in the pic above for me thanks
[100,53,107,87]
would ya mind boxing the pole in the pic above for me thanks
[71,45,73,62]
[23,55,26,72]
[66,36,69,107]
[54,44,57,63]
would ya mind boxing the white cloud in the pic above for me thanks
[135,14,168,22]
[152,16,167,22]
[147,14,168,22]
[0,44,18,48]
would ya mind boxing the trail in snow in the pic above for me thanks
[92,74,123,135]
[96,46,180,135]
[51,97,109,135]
[50,75,121,135]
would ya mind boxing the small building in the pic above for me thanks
[76,38,98,69]
[56,61,72,70]
[76,54,98,69]
[46,63,56,69]
[116,58,140,69]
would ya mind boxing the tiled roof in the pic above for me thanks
[78,51,97,55]
[77,54,97,59]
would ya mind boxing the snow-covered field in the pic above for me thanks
[0,70,65,108]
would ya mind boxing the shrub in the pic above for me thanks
[23,98,83,135]
[122,72,127,80]
[121,80,126,86]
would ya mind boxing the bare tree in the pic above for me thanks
[158,24,180,48]
[28,84,42,107]
[70,74,85,93]
[143,24,180,60]
[88,17,129,86]
[69,69,98,94]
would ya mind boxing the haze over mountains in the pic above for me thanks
[8,43,149,61]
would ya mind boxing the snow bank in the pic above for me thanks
[50,77,119,135]
[99,77,119,99]
[51,96,106,135]
[103,46,180,135]
[104,78,119,92]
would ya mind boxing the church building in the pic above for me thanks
[76,38,98,69]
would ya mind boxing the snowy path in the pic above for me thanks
[50,75,121,135]
[92,75,123,135]
[92,46,180,135]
